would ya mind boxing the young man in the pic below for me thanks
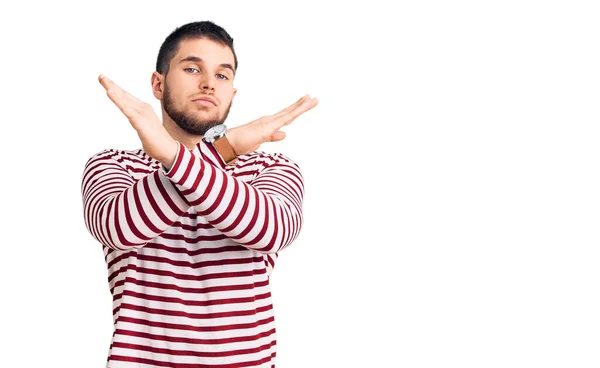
[81,21,317,367]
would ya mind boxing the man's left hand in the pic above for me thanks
[99,74,178,169]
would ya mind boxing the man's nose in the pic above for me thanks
[200,72,216,91]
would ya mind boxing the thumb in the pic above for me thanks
[269,131,286,142]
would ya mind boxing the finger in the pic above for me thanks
[269,131,286,142]
[99,75,147,113]
[99,74,145,105]
[273,95,309,118]
[264,98,317,133]
[106,90,138,119]
[105,89,126,111]
[275,97,318,128]
[98,74,123,94]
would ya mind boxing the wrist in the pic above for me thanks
[160,140,179,170]
[227,127,240,155]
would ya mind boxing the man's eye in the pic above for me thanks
[185,68,199,73]
[216,74,228,80]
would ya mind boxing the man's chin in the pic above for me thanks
[175,120,222,136]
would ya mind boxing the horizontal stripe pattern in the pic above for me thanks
[81,141,303,367]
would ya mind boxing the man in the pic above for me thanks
[81,21,317,367]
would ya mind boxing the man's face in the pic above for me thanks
[162,37,236,135]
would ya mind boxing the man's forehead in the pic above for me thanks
[174,38,234,64]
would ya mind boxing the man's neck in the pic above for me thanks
[162,118,203,151]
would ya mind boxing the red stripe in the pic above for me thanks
[169,220,216,230]
[185,161,216,202]
[107,250,134,270]
[165,142,185,180]
[202,169,229,216]
[115,327,275,345]
[154,170,190,213]
[262,197,280,252]
[113,194,131,247]
[142,242,243,257]
[255,181,296,204]
[204,141,227,169]
[210,178,240,226]
[217,181,250,233]
[229,186,261,242]
[111,340,276,358]
[114,263,266,282]
[157,232,228,243]
[248,195,272,251]
[116,302,272,320]
[87,183,129,231]
[123,183,152,243]
[121,165,154,174]
[134,254,263,269]
[82,154,119,189]
[105,197,120,249]
[120,289,271,307]
[177,150,196,186]
[282,204,292,250]
[141,172,171,226]
[115,315,274,333]
[115,276,269,295]
[115,154,155,167]
[108,263,130,283]
[108,255,265,287]
[109,265,268,295]
[109,351,276,368]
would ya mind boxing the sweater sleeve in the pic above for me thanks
[81,146,190,251]
[163,142,304,254]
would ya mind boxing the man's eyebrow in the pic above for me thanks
[179,56,235,74]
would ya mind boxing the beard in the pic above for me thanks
[163,84,232,136]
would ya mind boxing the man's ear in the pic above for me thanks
[151,72,164,100]
[232,88,237,100]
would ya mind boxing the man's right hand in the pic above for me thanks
[227,95,318,155]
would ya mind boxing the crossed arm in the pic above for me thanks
[82,75,316,253]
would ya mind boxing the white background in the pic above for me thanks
[1,0,599,367]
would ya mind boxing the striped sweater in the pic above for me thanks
[81,140,304,367]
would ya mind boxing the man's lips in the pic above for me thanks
[192,96,216,106]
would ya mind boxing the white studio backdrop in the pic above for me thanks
[0,0,599,367]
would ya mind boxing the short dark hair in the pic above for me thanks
[155,21,238,75]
